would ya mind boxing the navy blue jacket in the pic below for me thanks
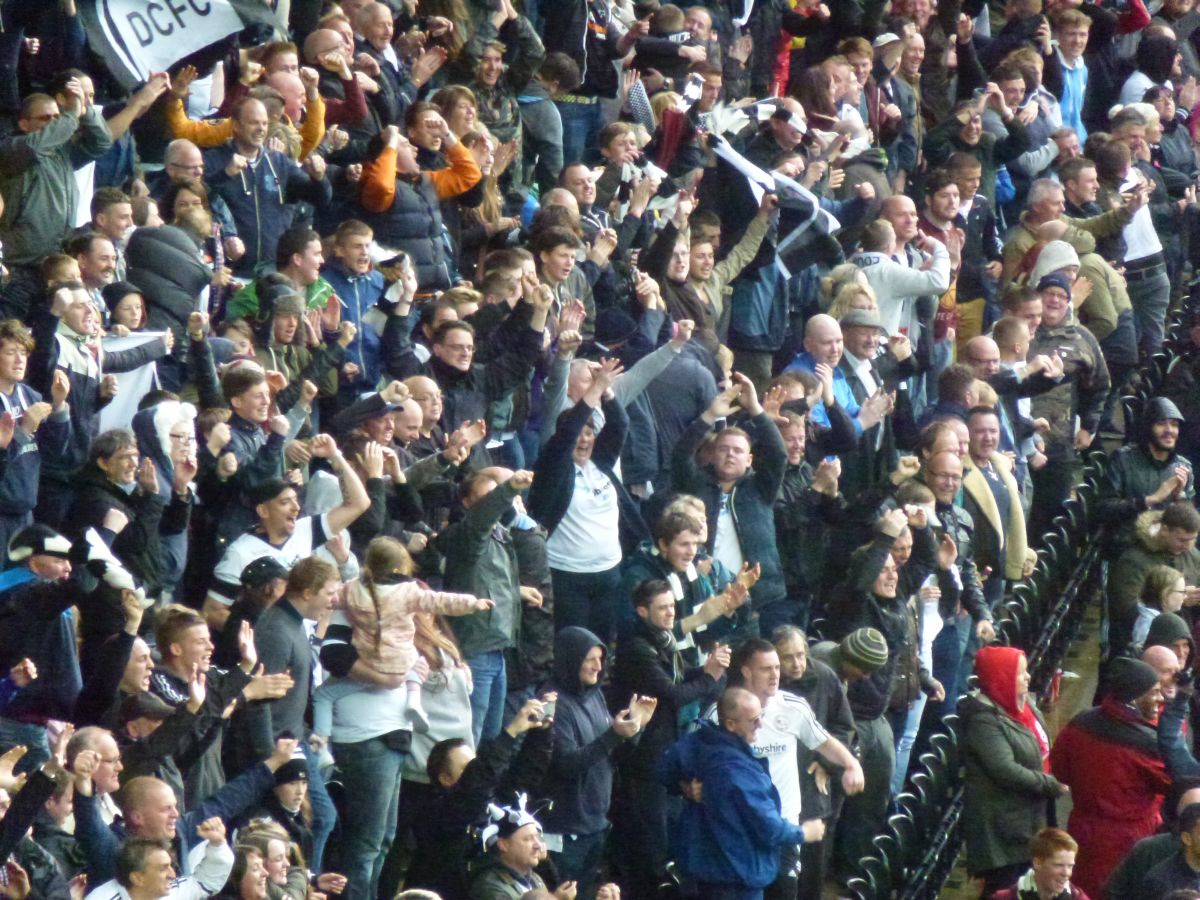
[670,410,789,611]
[319,263,385,392]
[357,171,451,293]
[0,383,67,552]
[657,721,807,888]
[202,144,332,276]
[538,627,626,837]
[0,568,81,722]
[527,395,647,556]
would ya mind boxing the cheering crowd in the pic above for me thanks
[7,0,1200,897]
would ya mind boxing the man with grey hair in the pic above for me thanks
[355,2,445,128]
[1001,176,1136,288]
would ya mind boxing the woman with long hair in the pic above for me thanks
[432,84,479,137]
[457,129,520,280]
[381,611,476,899]
[793,66,840,130]
[314,536,484,900]
[217,846,269,900]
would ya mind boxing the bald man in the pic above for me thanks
[298,30,370,129]
[1143,644,1182,701]
[540,187,580,217]
[785,315,889,442]
[266,72,306,124]
[658,688,825,898]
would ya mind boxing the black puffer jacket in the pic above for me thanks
[125,226,212,356]
[63,461,190,604]
[358,174,451,293]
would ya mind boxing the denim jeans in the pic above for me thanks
[555,100,604,169]
[888,692,928,795]
[926,337,955,405]
[550,828,607,899]
[331,735,406,900]
[491,434,525,472]
[466,650,508,744]
[0,719,49,773]
[922,612,970,731]
[551,565,623,644]
[1126,264,1170,359]
[303,740,337,871]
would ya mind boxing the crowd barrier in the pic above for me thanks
[834,306,1200,897]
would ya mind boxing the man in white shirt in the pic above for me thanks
[719,639,864,898]
[207,436,370,619]
[851,208,950,347]
[85,828,230,900]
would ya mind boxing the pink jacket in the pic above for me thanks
[344,579,478,675]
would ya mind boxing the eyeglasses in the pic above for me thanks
[929,471,962,483]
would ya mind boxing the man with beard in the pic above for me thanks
[1101,397,1195,551]
[65,232,118,317]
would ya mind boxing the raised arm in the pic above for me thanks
[311,434,371,535]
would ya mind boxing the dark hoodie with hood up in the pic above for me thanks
[1101,397,1196,545]
[1145,612,1196,679]
[539,626,629,838]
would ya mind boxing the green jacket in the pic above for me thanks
[1101,435,1195,551]
[437,480,523,657]
[227,277,337,321]
[923,116,1030,208]
[1000,208,1130,289]
[960,691,1062,874]
[468,862,546,900]
[1028,319,1110,460]
[1109,509,1200,649]
[0,107,113,267]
